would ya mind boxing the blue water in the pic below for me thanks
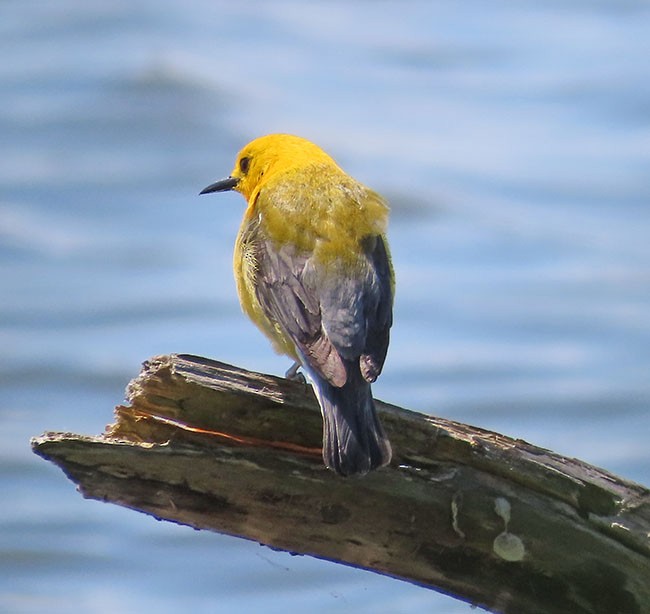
[2,2,649,612]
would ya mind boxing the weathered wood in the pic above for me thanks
[31,353,650,614]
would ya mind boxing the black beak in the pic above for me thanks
[199,176,239,195]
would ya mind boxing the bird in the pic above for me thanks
[200,134,393,476]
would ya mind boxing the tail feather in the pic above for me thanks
[311,368,392,476]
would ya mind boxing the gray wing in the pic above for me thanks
[359,235,393,382]
[254,234,393,387]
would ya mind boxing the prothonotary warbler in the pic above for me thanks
[200,134,393,476]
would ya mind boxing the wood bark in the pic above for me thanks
[31,354,650,614]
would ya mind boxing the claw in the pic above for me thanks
[285,361,306,383]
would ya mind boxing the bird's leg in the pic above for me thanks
[285,361,306,383]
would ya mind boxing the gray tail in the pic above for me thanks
[312,369,392,477]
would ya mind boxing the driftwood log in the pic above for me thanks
[32,354,650,614]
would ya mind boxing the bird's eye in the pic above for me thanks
[239,156,251,174]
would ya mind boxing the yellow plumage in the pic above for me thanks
[201,134,394,476]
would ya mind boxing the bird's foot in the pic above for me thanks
[285,361,306,383]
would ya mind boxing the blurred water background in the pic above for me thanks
[2,1,649,612]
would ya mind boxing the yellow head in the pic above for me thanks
[200,134,340,203]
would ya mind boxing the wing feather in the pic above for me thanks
[253,233,392,388]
